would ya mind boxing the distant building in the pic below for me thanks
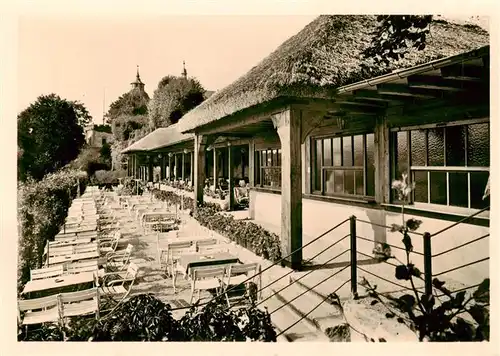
[84,124,114,148]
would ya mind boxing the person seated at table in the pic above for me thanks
[234,180,249,207]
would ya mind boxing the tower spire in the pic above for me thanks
[131,65,145,91]
[182,61,187,78]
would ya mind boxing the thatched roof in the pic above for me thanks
[121,123,193,154]
[178,15,489,133]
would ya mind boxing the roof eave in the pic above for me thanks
[337,45,489,94]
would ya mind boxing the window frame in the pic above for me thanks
[390,118,490,212]
[255,147,282,189]
[311,130,375,200]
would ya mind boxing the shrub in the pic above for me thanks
[93,169,127,185]
[19,294,277,342]
[17,169,88,290]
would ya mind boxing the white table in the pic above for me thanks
[22,271,95,296]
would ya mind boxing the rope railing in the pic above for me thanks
[356,235,424,256]
[256,235,350,297]
[432,205,490,237]
[356,218,425,236]
[275,279,351,338]
[432,257,489,278]
[256,249,350,309]
[432,234,489,258]
[270,264,351,316]
[357,266,424,295]
[435,282,484,298]
[168,218,351,312]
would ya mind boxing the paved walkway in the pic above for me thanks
[110,204,293,320]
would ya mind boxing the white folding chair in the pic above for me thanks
[222,263,262,307]
[18,294,61,328]
[99,262,139,303]
[161,241,196,293]
[59,287,100,323]
[189,266,227,305]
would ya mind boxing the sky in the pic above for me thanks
[17,15,317,124]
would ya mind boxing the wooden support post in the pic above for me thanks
[134,155,139,179]
[190,151,194,185]
[168,154,172,180]
[194,135,207,208]
[174,154,178,180]
[160,156,165,180]
[148,157,154,183]
[213,147,217,188]
[228,143,235,210]
[375,115,390,204]
[272,107,302,270]
[182,152,186,181]
[248,140,255,187]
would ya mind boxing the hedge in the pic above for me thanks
[151,189,281,262]
[17,169,88,291]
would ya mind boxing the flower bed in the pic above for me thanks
[151,189,281,262]
[17,169,88,290]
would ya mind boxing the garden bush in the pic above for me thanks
[18,294,277,342]
[151,189,282,262]
[17,169,88,291]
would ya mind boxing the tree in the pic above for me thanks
[106,91,149,125]
[362,15,433,65]
[148,75,206,130]
[71,100,93,128]
[362,16,488,65]
[99,142,111,164]
[17,94,86,181]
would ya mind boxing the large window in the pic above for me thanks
[255,148,281,188]
[313,133,375,198]
[392,121,490,210]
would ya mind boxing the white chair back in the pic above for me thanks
[30,265,64,280]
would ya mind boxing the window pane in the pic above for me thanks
[410,130,426,166]
[449,172,468,208]
[332,137,342,166]
[334,170,343,193]
[467,123,489,167]
[261,151,266,167]
[323,139,332,166]
[470,172,489,209]
[345,171,355,195]
[446,126,466,166]
[355,171,364,195]
[325,170,334,194]
[428,128,444,166]
[413,171,428,203]
[354,135,363,166]
[430,171,447,205]
[343,136,353,166]
[366,134,375,197]
[315,141,322,191]
[396,131,408,177]
[277,149,281,166]
[272,149,277,166]
[267,150,272,166]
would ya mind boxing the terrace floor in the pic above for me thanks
[110,208,292,320]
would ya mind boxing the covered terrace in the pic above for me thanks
[177,15,490,269]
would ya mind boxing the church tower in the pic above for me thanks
[131,65,146,92]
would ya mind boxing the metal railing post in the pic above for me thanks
[350,215,358,298]
[423,232,432,295]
